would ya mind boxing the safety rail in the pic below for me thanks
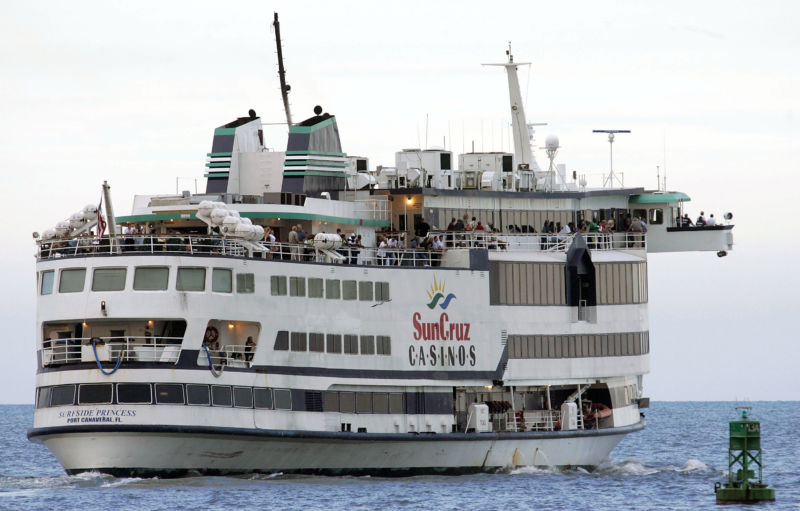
[40,336,183,366]
[36,235,448,266]
[430,230,646,252]
[504,409,563,432]
[197,344,255,369]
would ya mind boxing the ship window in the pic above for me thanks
[376,336,391,355]
[648,208,664,225]
[375,282,390,302]
[440,152,452,170]
[186,384,210,406]
[78,384,113,404]
[389,393,404,414]
[211,385,232,407]
[274,330,289,351]
[36,387,51,409]
[40,270,54,295]
[92,268,127,291]
[325,279,341,299]
[59,268,86,293]
[212,268,232,293]
[339,392,355,413]
[356,392,372,413]
[326,334,342,353]
[289,276,305,296]
[271,275,287,296]
[323,391,339,412]
[309,333,324,352]
[254,388,273,409]
[233,387,254,408]
[358,281,373,301]
[133,267,169,291]
[117,383,152,404]
[308,278,323,298]
[155,384,185,404]
[344,335,359,354]
[305,391,323,412]
[50,385,75,407]
[360,335,375,355]
[342,280,357,300]
[177,267,206,291]
[372,393,388,414]
[274,389,292,410]
[290,332,307,352]
[237,273,255,293]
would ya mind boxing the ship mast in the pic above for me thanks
[272,12,293,127]
[483,43,540,189]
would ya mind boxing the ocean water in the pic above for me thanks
[1,402,797,510]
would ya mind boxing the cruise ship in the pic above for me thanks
[27,28,734,476]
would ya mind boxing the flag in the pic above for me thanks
[97,196,107,237]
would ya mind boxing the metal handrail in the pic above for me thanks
[40,336,183,366]
[429,230,646,252]
[36,235,449,266]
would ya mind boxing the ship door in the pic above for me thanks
[565,235,596,321]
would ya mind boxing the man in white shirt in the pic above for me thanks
[706,214,716,226]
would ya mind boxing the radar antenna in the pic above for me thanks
[272,13,293,127]
[593,129,630,188]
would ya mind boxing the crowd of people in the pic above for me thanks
[677,211,718,228]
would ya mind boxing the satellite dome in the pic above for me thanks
[545,134,560,150]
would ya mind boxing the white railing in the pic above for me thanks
[197,343,255,369]
[430,230,646,252]
[36,235,449,267]
[504,409,562,432]
[40,336,183,366]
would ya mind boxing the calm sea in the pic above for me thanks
[1,402,797,510]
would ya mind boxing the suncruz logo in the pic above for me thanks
[425,275,456,310]
[409,276,475,367]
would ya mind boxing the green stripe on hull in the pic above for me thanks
[284,160,347,168]
[288,117,336,134]
[207,152,233,157]
[204,172,230,178]
[285,150,347,157]
[214,127,236,135]
[205,162,232,168]
[282,171,347,177]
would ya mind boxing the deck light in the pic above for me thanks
[147,320,154,327]
[228,323,235,330]
[100,300,107,316]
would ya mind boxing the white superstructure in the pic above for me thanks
[27,45,734,477]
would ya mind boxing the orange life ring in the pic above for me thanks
[588,403,612,420]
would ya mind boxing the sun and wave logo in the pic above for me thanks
[425,276,456,310]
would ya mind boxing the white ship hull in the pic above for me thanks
[32,422,642,476]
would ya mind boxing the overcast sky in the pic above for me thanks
[1,1,798,403]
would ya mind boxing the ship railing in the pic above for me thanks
[36,235,449,266]
[197,344,254,369]
[430,230,646,252]
[40,336,183,366]
[504,409,563,432]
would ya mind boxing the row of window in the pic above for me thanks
[37,383,291,410]
[507,331,650,359]
[35,383,453,415]
[271,276,390,302]
[39,268,393,304]
[273,332,392,356]
[39,267,253,295]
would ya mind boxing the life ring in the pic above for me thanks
[204,326,219,344]
[587,403,612,420]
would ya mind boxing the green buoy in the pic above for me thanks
[715,407,775,504]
